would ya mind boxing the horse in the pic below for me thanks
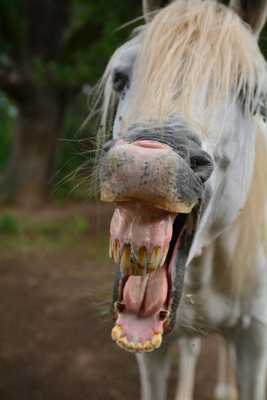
[97,1,267,399]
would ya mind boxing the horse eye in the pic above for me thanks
[112,69,129,93]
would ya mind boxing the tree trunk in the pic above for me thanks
[0,92,64,208]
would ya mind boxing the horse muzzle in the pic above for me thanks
[100,139,203,213]
[99,137,210,353]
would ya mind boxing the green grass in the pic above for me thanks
[0,212,92,251]
[0,213,20,235]
[0,210,110,267]
[35,215,89,237]
[0,213,89,237]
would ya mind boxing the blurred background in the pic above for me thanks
[0,1,266,399]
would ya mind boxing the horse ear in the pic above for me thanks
[230,0,267,37]
[142,0,172,22]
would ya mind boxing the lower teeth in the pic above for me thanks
[111,324,162,353]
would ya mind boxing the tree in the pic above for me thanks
[0,0,141,207]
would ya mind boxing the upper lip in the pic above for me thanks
[132,140,170,150]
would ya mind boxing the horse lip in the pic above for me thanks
[132,140,170,150]
[100,141,202,213]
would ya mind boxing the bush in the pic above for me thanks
[0,213,19,235]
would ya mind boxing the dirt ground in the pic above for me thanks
[0,203,219,400]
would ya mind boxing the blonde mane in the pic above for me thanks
[121,0,267,135]
[97,0,267,144]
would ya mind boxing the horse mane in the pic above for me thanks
[122,0,267,135]
[96,0,267,144]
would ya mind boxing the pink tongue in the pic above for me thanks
[117,267,168,345]
[123,267,168,317]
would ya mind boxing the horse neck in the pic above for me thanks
[212,122,267,298]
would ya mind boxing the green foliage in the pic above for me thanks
[0,211,89,239]
[54,0,141,85]
[0,0,141,88]
[0,212,19,235]
[36,215,89,237]
[0,1,141,200]
[0,94,15,170]
[69,215,89,235]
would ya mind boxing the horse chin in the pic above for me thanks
[110,201,197,353]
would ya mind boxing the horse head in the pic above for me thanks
[97,0,267,353]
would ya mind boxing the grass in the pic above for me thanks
[0,212,89,237]
[0,213,19,235]
[0,211,105,256]
[35,215,89,237]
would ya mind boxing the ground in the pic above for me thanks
[0,203,219,400]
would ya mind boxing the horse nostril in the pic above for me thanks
[159,310,170,321]
[190,151,214,183]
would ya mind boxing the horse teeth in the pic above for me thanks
[120,244,132,273]
[109,240,113,258]
[111,241,169,274]
[112,326,163,353]
[117,336,133,351]
[150,246,162,269]
[117,336,153,353]
[111,324,123,341]
[138,247,148,270]
[126,341,136,351]
[151,333,162,349]
[134,343,144,351]
[112,239,121,264]
[117,336,129,349]
[131,265,144,276]
[143,340,154,352]
[161,246,169,266]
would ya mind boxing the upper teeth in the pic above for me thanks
[110,240,168,275]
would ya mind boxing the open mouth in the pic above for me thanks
[99,136,207,352]
[110,202,197,353]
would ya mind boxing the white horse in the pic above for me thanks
[97,1,267,399]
